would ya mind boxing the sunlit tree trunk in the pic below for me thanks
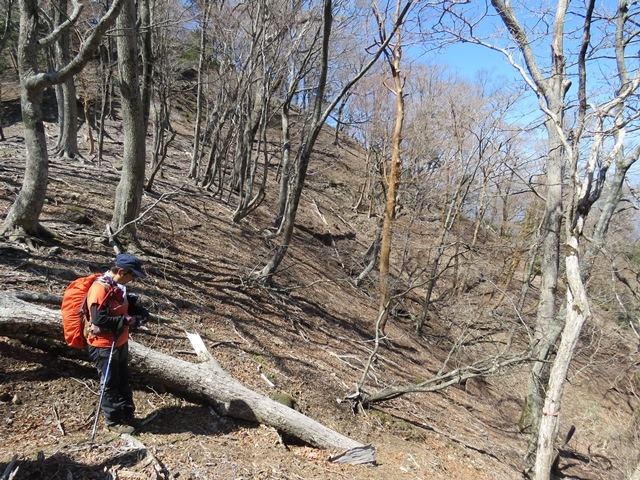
[52,0,79,160]
[489,2,569,469]
[189,0,212,179]
[534,1,640,475]
[110,0,146,251]
[0,0,123,241]
[377,2,405,334]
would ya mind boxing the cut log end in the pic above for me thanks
[329,445,376,465]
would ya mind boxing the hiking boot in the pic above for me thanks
[107,423,136,434]
[123,416,144,430]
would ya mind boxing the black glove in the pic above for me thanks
[127,293,139,308]
[131,307,150,327]
[128,294,149,324]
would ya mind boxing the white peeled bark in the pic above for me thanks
[533,236,591,478]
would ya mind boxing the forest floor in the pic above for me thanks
[0,79,639,480]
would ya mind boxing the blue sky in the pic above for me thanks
[429,38,640,186]
[431,42,518,83]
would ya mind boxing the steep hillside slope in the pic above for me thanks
[0,83,638,480]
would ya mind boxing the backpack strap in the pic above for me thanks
[82,275,119,318]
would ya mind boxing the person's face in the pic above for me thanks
[116,268,136,284]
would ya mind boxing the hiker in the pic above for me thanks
[86,253,150,434]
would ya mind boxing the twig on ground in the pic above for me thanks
[52,404,65,435]
[69,377,98,395]
[121,433,169,479]
[109,184,187,239]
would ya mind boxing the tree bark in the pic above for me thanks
[0,0,123,240]
[0,291,367,456]
[490,2,569,469]
[377,2,405,334]
[258,0,334,286]
[188,0,212,179]
[110,0,146,250]
[258,0,415,285]
[53,0,80,160]
[138,0,152,138]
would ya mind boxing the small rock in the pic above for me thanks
[11,394,21,405]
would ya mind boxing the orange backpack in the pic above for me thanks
[61,273,115,348]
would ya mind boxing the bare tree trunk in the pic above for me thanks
[1,0,123,241]
[355,226,381,287]
[416,167,476,333]
[258,0,334,285]
[96,42,113,165]
[332,91,350,146]
[489,2,569,470]
[377,5,405,334]
[189,0,212,179]
[520,120,565,462]
[0,0,12,141]
[110,0,146,251]
[53,0,80,160]
[273,100,292,230]
[258,0,415,285]
[138,0,152,138]
[80,75,95,156]
[533,235,589,478]
[146,96,175,192]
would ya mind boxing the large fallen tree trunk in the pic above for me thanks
[0,290,369,460]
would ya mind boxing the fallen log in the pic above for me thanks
[0,290,369,461]
[11,290,174,325]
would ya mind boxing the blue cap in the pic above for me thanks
[115,253,147,278]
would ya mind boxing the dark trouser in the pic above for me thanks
[88,342,135,426]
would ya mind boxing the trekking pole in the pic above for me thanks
[89,331,121,445]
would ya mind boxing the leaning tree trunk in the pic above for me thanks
[258,0,333,285]
[0,291,367,457]
[377,20,405,335]
[257,0,414,285]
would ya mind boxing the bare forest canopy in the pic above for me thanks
[1,0,640,479]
